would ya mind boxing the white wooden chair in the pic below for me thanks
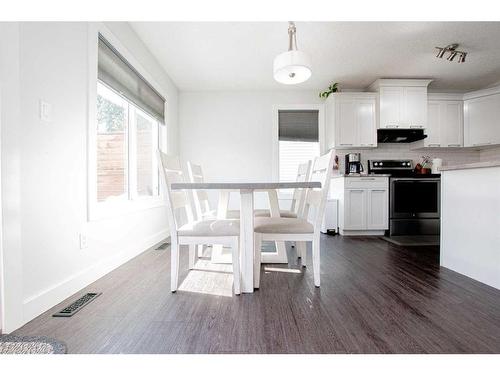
[187,161,240,220]
[187,161,312,262]
[187,161,311,220]
[253,151,335,288]
[256,160,312,219]
[158,152,241,295]
[187,161,240,258]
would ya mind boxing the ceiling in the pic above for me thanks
[130,22,500,92]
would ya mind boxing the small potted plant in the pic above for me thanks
[420,156,432,174]
[319,82,339,99]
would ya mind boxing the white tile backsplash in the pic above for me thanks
[332,144,481,172]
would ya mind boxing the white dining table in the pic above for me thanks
[170,181,321,293]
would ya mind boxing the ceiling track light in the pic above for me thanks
[435,43,468,63]
[447,51,458,61]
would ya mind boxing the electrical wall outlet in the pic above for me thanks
[79,233,88,249]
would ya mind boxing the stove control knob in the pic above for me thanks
[407,162,411,166]
[379,162,383,166]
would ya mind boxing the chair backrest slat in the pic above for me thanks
[290,160,312,216]
[158,151,194,235]
[187,161,213,220]
[302,151,335,231]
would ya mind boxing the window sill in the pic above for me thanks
[88,196,164,222]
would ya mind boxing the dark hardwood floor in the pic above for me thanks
[14,235,500,353]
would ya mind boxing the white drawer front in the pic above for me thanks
[344,177,388,189]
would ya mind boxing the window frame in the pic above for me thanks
[272,104,326,200]
[87,24,167,221]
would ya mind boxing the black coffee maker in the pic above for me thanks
[345,153,364,174]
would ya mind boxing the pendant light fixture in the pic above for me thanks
[273,22,312,85]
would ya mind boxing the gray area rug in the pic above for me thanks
[0,335,67,354]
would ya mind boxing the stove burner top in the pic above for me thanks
[367,159,440,178]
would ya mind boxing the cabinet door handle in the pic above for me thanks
[386,125,399,128]
[340,143,353,146]
[410,125,422,129]
[472,142,492,146]
[447,144,461,147]
[427,143,441,147]
[371,189,387,192]
[360,143,374,146]
[360,178,376,180]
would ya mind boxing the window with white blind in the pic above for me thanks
[90,32,165,218]
[278,110,320,183]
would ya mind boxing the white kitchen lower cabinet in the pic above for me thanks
[344,189,366,230]
[367,189,388,229]
[330,176,389,235]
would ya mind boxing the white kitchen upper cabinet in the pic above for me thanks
[337,99,357,147]
[326,93,377,149]
[464,91,500,147]
[379,87,403,128]
[442,101,464,147]
[370,79,432,129]
[344,189,367,230]
[403,87,427,128]
[414,98,463,149]
[425,101,442,147]
[367,189,389,230]
[357,100,377,146]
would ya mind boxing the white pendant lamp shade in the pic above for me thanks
[273,22,312,85]
[273,50,312,85]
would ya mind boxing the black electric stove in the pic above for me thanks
[368,159,440,243]
[368,159,440,178]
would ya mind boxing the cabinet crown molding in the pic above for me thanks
[463,85,500,100]
[428,93,464,101]
[327,92,377,99]
[368,79,433,91]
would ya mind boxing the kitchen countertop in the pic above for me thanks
[332,173,391,178]
[439,160,500,171]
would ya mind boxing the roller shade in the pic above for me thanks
[278,110,319,142]
[98,34,165,123]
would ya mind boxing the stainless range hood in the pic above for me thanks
[377,129,427,143]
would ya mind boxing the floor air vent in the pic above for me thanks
[155,241,170,250]
[52,292,102,317]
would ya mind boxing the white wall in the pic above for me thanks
[1,22,179,332]
[0,23,24,333]
[179,90,323,208]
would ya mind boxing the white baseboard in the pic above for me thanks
[21,230,169,327]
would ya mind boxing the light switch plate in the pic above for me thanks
[39,100,52,122]
[79,233,88,249]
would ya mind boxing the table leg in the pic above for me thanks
[211,190,232,263]
[261,189,289,264]
[240,189,254,293]
[216,190,230,219]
